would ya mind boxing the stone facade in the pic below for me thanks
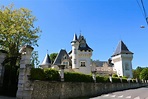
[92,61,116,76]
[16,45,34,99]
[31,81,148,99]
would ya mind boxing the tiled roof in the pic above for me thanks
[40,54,51,66]
[112,40,133,57]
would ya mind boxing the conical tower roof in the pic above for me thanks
[112,40,133,57]
[71,33,78,43]
[40,54,51,65]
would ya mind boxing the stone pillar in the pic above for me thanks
[0,50,7,86]
[16,45,34,99]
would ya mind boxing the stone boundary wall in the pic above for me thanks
[31,81,148,99]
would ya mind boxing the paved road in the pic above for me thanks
[90,86,148,99]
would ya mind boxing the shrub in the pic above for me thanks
[96,76,110,83]
[44,68,59,81]
[112,74,118,77]
[30,68,46,80]
[131,79,136,83]
[64,72,93,82]
[122,78,128,83]
[112,77,121,83]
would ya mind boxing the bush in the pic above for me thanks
[122,78,128,83]
[112,77,121,83]
[64,72,93,82]
[112,74,118,77]
[30,68,46,80]
[96,76,110,83]
[44,68,59,81]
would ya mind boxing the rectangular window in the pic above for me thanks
[62,62,69,65]
[80,61,86,67]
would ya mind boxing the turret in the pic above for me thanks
[40,54,51,68]
[112,40,133,78]
[71,34,79,69]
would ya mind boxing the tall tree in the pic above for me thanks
[0,4,41,87]
[133,66,144,79]
[140,67,148,80]
[0,4,41,66]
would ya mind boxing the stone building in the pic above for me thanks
[92,40,133,78]
[92,60,115,76]
[40,34,93,74]
[112,40,133,78]
[40,34,133,77]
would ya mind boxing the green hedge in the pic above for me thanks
[64,72,93,82]
[112,77,121,83]
[96,76,110,83]
[30,68,46,80]
[30,68,129,83]
[44,68,60,81]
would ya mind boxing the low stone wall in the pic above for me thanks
[31,81,148,99]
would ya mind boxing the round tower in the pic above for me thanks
[112,41,133,78]
[71,34,79,69]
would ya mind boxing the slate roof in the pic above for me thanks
[112,40,133,57]
[78,43,93,51]
[78,35,93,51]
[71,33,78,42]
[40,54,51,66]
[53,49,71,65]
[93,60,113,67]
[94,61,107,67]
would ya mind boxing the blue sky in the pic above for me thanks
[1,0,148,69]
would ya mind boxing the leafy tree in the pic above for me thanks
[133,66,144,79]
[0,4,41,87]
[50,53,58,63]
[0,4,41,66]
[140,68,148,80]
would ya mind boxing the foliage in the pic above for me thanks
[112,77,121,83]
[96,76,110,83]
[0,4,41,87]
[64,72,93,82]
[50,53,58,63]
[44,68,59,81]
[0,4,41,67]
[112,74,118,77]
[30,68,46,80]
[31,51,40,68]
[140,68,148,80]
[122,78,128,83]
[30,68,130,83]
[133,66,144,79]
